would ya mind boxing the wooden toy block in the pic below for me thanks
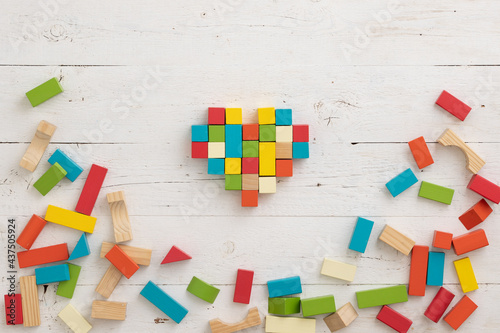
[418,181,454,204]
[107,191,133,243]
[276,142,293,159]
[433,231,453,250]
[225,158,242,174]
[58,303,92,333]
[443,295,478,330]
[140,280,188,324]
[225,125,242,157]
[192,125,209,142]
[379,225,415,255]
[161,245,191,264]
[454,257,478,293]
[258,107,275,124]
[225,108,242,124]
[20,276,40,327]
[25,77,63,107]
[242,190,258,207]
[459,199,493,230]
[301,295,336,317]
[452,229,489,255]
[35,263,70,284]
[242,158,259,174]
[17,214,46,250]
[242,141,259,157]
[95,264,122,298]
[208,158,225,175]
[56,263,81,299]
[385,168,418,197]
[349,217,374,253]
[20,120,56,172]
[408,245,429,296]
[408,136,434,169]
[275,109,292,125]
[260,125,276,142]
[105,244,139,279]
[259,176,276,193]
[45,205,97,233]
[33,162,67,196]
[192,141,209,158]
[208,107,225,125]
[91,300,127,321]
[356,285,408,309]
[233,269,254,304]
[376,305,412,333]
[436,90,472,121]
[208,142,226,158]
[427,251,445,286]
[225,174,242,190]
[209,125,225,142]
[323,302,358,332]
[242,124,259,140]
[242,174,259,190]
[468,174,500,204]
[276,126,293,142]
[4,294,23,325]
[424,287,455,323]
[68,233,90,261]
[48,149,83,182]
[100,242,152,265]
[209,307,261,333]
[267,276,302,297]
[320,258,357,282]
[265,316,315,333]
[259,142,276,176]
[292,142,309,158]
[187,276,220,303]
[268,297,300,315]
[276,159,293,177]
[75,164,108,215]
[293,125,309,142]
[18,243,69,268]
[438,129,485,174]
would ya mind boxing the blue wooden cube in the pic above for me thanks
[208,159,225,175]
[191,125,208,142]
[292,142,309,159]
[276,109,292,125]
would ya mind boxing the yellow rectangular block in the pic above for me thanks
[259,142,275,176]
[454,257,478,293]
[225,158,242,174]
[259,177,276,194]
[258,107,275,124]
[58,304,92,333]
[265,316,315,333]
[321,258,357,282]
[45,205,97,233]
[225,108,242,124]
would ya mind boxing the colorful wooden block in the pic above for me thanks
[356,285,408,309]
[26,77,63,107]
[444,295,478,330]
[320,258,357,282]
[20,120,56,172]
[17,214,46,250]
[268,297,300,315]
[267,276,302,297]
[260,125,276,142]
[225,158,242,174]
[56,263,81,299]
[105,245,139,279]
[301,295,336,317]
[209,125,225,142]
[140,281,188,324]
[187,276,220,303]
[293,125,309,142]
[376,305,412,333]
[408,245,429,296]
[452,229,489,255]
[348,217,374,253]
[276,159,293,177]
[418,181,455,204]
[454,257,478,293]
[209,307,261,333]
[259,142,276,176]
[242,141,259,157]
[436,90,472,121]
[242,174,259,190]
[91,300,127,321]
[192,141,208,158]
[161,245,191,264]
[459,199,493,230]
[95,264,122,299]
[208,158,225,175]
[225,108,242,124]
[58,303,92,333]
[292,142,309,158]
[35,264,70,284]
[208,107,225,125]
[408,136,434,169]
[276,126,293,142]
[379,225,415,255]
[427,251,445,286]
[323,302,358,332]
[275,109,292,125]
[20,276,40,327]
[385,168,418,197]
[233,269,254,304]
[68,233,90,261]
[208,142,226,158]
[433,231,453,250]
[424,287,455,323]
[225,174,242,190]
[276,142,293,159]
[258,107,275,124]
[75,164,108,215]
[48,149,83,182]
[438,129,485,174]
[17,243,69,268]
[45,205,97,233]
[191,125,208,142]
[4,294,23,325]
[225,125,242,157]
[33,162,67,196]
[242,158,259,174]
[107,191,133,243]
[259,176,276,193]
[242,190,258,207]
[265,316,315,333]
[242,124,259,140]
[100,242,152,265]
[468,174,500,204]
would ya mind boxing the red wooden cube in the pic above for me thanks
[208,107,225,124]
[242,158,259,174]
[192,142,208,158]
[433,231,453,250]
[293,125,309,142]
[276,160,293,177]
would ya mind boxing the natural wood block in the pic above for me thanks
[95,264,122,299]
[209,307,261,333]
[438,129,485,174]
[275,142,293,159]
[20,276,40,327]
[242,174,259,190]
[91,300,127,321]
[265,315,315,333]
[323,302,358,332]
[20,120,56,172]
[100,242,152,266]
[58,303,92,333]
[107,191,133,243]
[320,258,357,282]
[379,225,415,255]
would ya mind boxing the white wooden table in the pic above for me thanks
[1,1,500,332]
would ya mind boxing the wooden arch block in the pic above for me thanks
[107,191,133,243]
[20,120,56,172]
[209,307,261,333]
[437,129,485,174]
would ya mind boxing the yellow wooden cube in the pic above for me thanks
[276,126,293,142]
[453,257,478,293]
[225,158,241,174]
[258,107,275,124]
[208,142,225,158]
[259,142,275,176]
[259,177,276,193]
[225,108,242,124]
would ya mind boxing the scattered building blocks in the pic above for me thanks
[225,174,242,190]
[242,124,259,140]
[58,303,92,333]
[452,229,489,255]
[242,189,259,206]
[45,205,97,233]
[276,142,293,159]
[192,142,208,158]
[292,142,309,158]
[258,107,275,124]
[301,295,336,317]
[35,264,70,284]
[4,294,23,325]
[276,159,293,177]
[225,125,243,157]
[443,295,478,330]
[225,158,242,174]
[161,245,192,264]
[349,217,374,253]
[438,129,485,174]
[418,181,454,205]
[260,125,276,142]
[210,307,261,333]
[259,142,276,176]
[20,120,56,172]
[208,107,225,125]
[225,108,242,124]
[208,142,226,158]
[468,174,500,204]
[242,173,259,190]
[385,168,418,197]
[408,136,434,169]
[242,158,259,174]
[209,125,225,142]
[95,264,122,299]
[242,141,259,157]
[17,214,46,250]
[459,199,493,230]
[208,158,225,175]
[377,306,412,333]
[268,297,301,315]
[267,276,302,297]
[107,191,133,243]
[275,109,292,126]
[56,263,81,299]
[408,245,429,296]
[320,258,357,282]
[427,251,445,286]
[436,90,472,121]
[276,126,293,142]
[454,257,478,293]
[48,149,83,182]
[192,125,209,142]
[17,243,69,268]
[100,242,152,265]
[25,77,63,107]
[105,245,139,279]
[356,285,408,309]
[187,276,220,303]
[424,287,455,323]
[433,231,453,250]
[91,300,127,321]
[265,316,316,333]
[140,281,188,324]
[293,125,309,142]
[75,164,108,215]
[323,302,358,332]
[20,276,40,327]
[379,225,415,255]
[68,233,90,261]
[33,162,67,196]
[259,176,277,193]
[233,269,254,304]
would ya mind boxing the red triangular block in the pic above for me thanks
[161,246,192,264]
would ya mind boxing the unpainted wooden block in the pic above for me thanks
[20,276,40,327]
[242,174,259,190]
[95,264,122,299]
[91,300,127,321]
[379,225,415,255]
[275,142,293,159]
[107,191,133,243]
[323,302,358,332]
[209,307,261,333]
[20,120,56,172]
[100,242,152,266]
[438,129,485,174]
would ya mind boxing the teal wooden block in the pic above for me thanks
[276,109,292,125]
[140,281,188,324]
[33,162,67,196]
[268,297,301,315]
[35,264,70,284]
[356,285,408,309]
[386,168,418,197]
[301,295,336,317]
[26,77,64,107]
[225,125,242,157]
[48,149,83,182]
[292,142,309,159]
[208,158,225,175]
[192,125,209,142]
[186,276,220,303]
[348,217,374,253]
[267,276,302,297]
[68,233,90,261]
[418,181,454,205]
[427,252,445,286]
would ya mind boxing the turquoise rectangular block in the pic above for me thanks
[276,109,292,125]
[35,264,70,284]
[33,162,67,196]
[386,168,418,197]
[427,252,445,286]
[140,281,188,324]
[356,285,408,309]
[225,125,242,157]
[48,149,83,182]
[267,276,302,297]
[191,125,209,142]
[349,217,374,253]
[292,142,309,158]
[26,77,64,107]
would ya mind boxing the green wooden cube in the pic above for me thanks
[243,141,259,157]
[56,263,81,299]
[418,181,454,204]
[356,285,408,309]
[26,77,64,107]
[186,276,220,303]
[259,125,276,142]
[33,162,67,196]
[225,174,242,190]
[301,295,336,317]
[268,297,301,315]
[209,125,225,142]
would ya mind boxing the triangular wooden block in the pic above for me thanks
[161,246,191,264]
[69,233,90,260]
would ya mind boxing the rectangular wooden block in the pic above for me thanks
[379,225,415,255]
[58,303,92,333]
[268,297,301,315]
[20,120,56,172]
[301,295,336,317]
[33,162,67,196]
[436,90,471,121]
[433,231,453,250]
[17,243,69,268]
[452,229,489,255]
[444,295,478,330]
[323,302,358,332]
[408,245,429,296]
[233,269,254,304]
[57,263,82,299]
[267,276,302,298]
[107,191,133,243]
[418,181,454,204]
[225,125,243,157]
[17,214,47,250]
[467,174,500,204]
[75,164,108,215]
[459,199,493,230]
[454,257,478,293]
[35,263,70,284]
[348,217,374,253]
[385,168,418,197]
[259,142,276,176]
[424,287,455,323]
[91,300,127,321]
[376,305,412,333]
[95,264,122,299]
[320,258,357,282]
[140,281,188,324]
[20,276,40,327]
[105,245,139,279]
[25,77,63,107]
[427,251,445,286]
[45,205,97,233]
[187,276,220,303]
[100,242,152,266]
[265,316,315,333]
[48,149,83,182]
[356,285,408,309]
[4,294,23,325]
[408,136,434,169]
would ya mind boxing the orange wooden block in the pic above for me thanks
[242,190,258,207]
[105,245,139,279]
[408,136,434,169]
[276,160,293,177]
[17,214,47,250]
[452,229,489,255]
[17,243,69,268]
[459,199,493,230]
[242,124,259,141]
[444,295,478,330]
[433,231,453,250]
[408,245,429,296]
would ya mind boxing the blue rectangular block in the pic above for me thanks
[140,281,188,324]
[386,168,418,197]
[48,149,84,182]
[349,217,375,253]
[427,252,445,286]
[225,125,242,157]
[35,264,70,285]
[267,276,302,297]
[292,142,309,159]
[191,125,208,142]
[275,109,292,125]
[208,158,225,175]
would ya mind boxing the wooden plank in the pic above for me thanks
[19,120,56,172]
[438,129,485,174]
[20,276,40,327]
[95,264,122,299]
[91,300,127,321]
[100,242,152,266]
[379,225,415,256]
[209,307,261,333]
[107,191,133,243]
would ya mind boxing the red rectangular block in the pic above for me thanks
[436,90,472,121]
[452,229,489,256]
[208,107,225,125]
[242,124,259,141]
[293,125,309,142]
[376,305,412,333]
[4,294,23,325]
[459,199,493,230]
[16,214,47,250]
[233,269,254,304]
[433,231,453,250]
[75,164,108,216]
[408,136,434,169]
[467,174,500,204]
[408,245,429,296]
[424,287,455,323]
[242,158,259,174]
[17,243,69,268]
[105,245,139,279]
[444,295,478,330]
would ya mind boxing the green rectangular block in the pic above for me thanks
[56,263,81,298]
[356,285,408,309]
[209,125,225,142]
[225,174,242,190]
[33,162,67,196]
[301,295,336,317]
[187,276,220,303]
[26,77,64,107]
[242,141,259,157]
[259,125,276,142]
[268,297,301,315]
[418,181,454,205]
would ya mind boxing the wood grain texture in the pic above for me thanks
[19,276,40,327]
[19,120,56,172]
[107,191,133,243]
[91,300,127,321]
[99,242,152,265]
[209,307,261,333]
[379,225,416,256]
[95,264,123,299]
[438,128,486,174]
